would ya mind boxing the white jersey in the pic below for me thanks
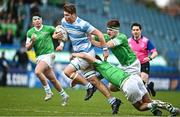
[61,17,95,52]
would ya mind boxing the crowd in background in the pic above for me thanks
[0,0,180,84]
[0,0,179,46]
[0,0,67,46]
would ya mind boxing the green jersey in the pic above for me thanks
[94,60,130,87]
[26,25,55,57]
[95,34,136,66]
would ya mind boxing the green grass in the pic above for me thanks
[0,87,179,116]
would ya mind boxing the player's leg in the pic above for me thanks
[44,67,69,106]
[35,60,53,101]
[108,83,120,92]
[83,65,121,114]
[141,62,156,97]
[87,74,121,114]
[152,100,180,116]
[122,74,162,115]
[64,63,95,100]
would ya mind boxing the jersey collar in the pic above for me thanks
[34,25,43,31]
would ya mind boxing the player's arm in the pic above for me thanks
[55,40,64,51]
[52,31,63,40]
[90,29,107,48]
[25,34,36,51]
[88,34,101,47]
[72,53,96,63]
[149,51,158,60]
[144,40,158,61]
[106,35,125,48]
[89,34,115,48]
[90,29,109,60]
[106,40,116,48]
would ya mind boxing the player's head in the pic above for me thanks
[63,3,77,23]
[131,22,142,39]
[106,19,120,39]
[32,13,42,28]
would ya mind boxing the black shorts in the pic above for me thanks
[141,62,150,75]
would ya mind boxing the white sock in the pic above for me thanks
[147,103,153,109]
[85,82,93,89]
[43,84,52,94]
[59,89,68,98]
[108,97,116,105]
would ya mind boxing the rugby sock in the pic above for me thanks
[59,89,68,98]
[108,97,116,105]
[43,84,52,94]
[85,82,93,89]
[147,103,153,109]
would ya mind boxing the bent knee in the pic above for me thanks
[88,77,100,85]
[35,70,42,76]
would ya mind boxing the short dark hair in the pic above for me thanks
[107,19,120,28]
[31,12,42,20]
[131,22,142,30]
[64,3,76,14]
[32,12,41,17]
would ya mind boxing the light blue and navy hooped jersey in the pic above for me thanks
[61,17,95,52]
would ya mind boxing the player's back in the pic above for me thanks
[94,61,130,87]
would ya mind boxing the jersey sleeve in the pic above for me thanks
[26,30,32,44]
[94,34,110,42]
[48,26,55,34]
[83,21,95,33]
[147,40,157,52]
[112,34,127,46]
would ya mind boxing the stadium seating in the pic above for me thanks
[75,0,180,69]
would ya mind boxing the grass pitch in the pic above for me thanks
[0,87,179,116]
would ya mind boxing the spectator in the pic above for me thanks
[0,51,8,86]
[13,41,29,71]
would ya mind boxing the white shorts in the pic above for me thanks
[70,49,96,79]
[36,53,55,68]
[118,59,141,75]
[122,74,148,104]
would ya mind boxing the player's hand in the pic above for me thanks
[103,50,109,61]
[53,32,63,40]
[143,57,150,62]
[69,54,75,61]
[55,45,63,51]
[31,34,36,43]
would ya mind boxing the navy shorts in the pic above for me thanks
[141,62,150,75]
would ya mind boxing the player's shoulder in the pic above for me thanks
[117,33,127,40]
[77,17,90,26]
[142,36,149,42]
[128,37,133,42]
[119,33,127,38]
[27,27,35,34]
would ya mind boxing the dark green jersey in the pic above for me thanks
[26,25,55,57]
[95,34,137,66]
[94,60,130,87]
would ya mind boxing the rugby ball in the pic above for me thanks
[55,25,68,41]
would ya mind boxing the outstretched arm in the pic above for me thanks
[72,53,96,63]
[90,29,109,61]
[88,35,101,47]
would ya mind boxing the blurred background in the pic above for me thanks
[0,0,180,90]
